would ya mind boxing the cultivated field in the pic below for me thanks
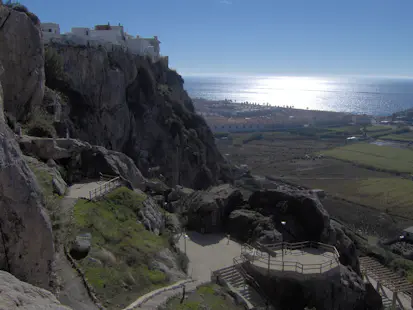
[216,127,413,237]
[322,143,413,174]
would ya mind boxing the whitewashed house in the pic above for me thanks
[40,22,162,61]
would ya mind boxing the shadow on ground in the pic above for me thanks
[186,231,226,246]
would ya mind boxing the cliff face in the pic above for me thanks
[47,40,232,189]
[0,79,54,289]
[0,6,45,121]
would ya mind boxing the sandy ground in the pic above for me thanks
[66,181,104,199]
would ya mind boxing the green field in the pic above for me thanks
[73,187,173,309]
[322,143,413,174]
[308,177,413,218]
[382,131,413,142]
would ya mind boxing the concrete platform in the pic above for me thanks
[244,247,339,274]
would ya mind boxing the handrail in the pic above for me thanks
[89,177,122,200]
[241,241,340,274]
[233,256,271,306]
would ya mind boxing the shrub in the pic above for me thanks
[44,47,66,87]
[176,250,189,273]
[26,108,56,138]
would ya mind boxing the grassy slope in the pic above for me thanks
[162,283,245,310]
[382,131,413,142]
[322,143,413,174]
[73,187,171,309]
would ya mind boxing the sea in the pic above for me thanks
[183,75,413,116]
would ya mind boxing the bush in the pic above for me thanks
[44,47,66,87]
[176,250,189,273]
[4,1,40,26]
[26,108,56,138]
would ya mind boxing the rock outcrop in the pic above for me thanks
[0,271,72,310]
[0,6,44,121]
[181,184,245,232]
[45,39,233,189]
[0,82,54,289]
[242,262,382,310]
[19,136,146,189]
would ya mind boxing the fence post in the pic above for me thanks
[89,191,92,200]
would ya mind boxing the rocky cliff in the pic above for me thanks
[0,5,44,122]
[39,39,233,189]
[0,78,54,288]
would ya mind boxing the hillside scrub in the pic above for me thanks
[73,187,175,309]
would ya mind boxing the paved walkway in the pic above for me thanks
[178,232,243,281]
[66,181,104,199]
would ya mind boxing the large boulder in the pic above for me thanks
[69,232,92,260]
[249,189,330,241]
[18,136,146,189]
[0,82,54,289]
[181,184,244,233]
[0,6,44,121]
[138,192,165,235]
[0,271,72,310]
[228,209,282,244]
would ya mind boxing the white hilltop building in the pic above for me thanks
[40,22,166,63]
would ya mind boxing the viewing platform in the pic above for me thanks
[238,241,340,275]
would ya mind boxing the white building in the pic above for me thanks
[40,22,162,61]
[40,23,61,41]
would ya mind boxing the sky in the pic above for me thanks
[21,0,413,77]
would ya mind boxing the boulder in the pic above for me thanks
[69,233,92,260]
[144,179,170,196]
[0,271,72,310]
[181,184,244,233]
[0,83,54,289]
[52,176,67,196]
[167,185,194,202]
[0,6,45,121]
[248,189,330,242]
[228,209,282,244]
[18,136,147,190]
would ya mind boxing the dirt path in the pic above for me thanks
[55,196,99,310]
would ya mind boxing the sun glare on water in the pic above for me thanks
[240,76,336,110]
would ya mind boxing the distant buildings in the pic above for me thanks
[205,116,279,133]
[40,22,164,62]
[352,114,372,125]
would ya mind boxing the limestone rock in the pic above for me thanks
[0,83,54,289]
[18,136,146,190]
[243,263,382,310]
[138,193,165,234]
[182,184,244,233]
[150,248,186,282]
[0,271,72,310]
[248,189,330,242]
[167,185,194,202]
[45,40,233,189]
[228,209,282,244]
[0,6,44,121]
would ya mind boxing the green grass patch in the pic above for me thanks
[382,131,413,142]
[162,283,245,310]
[312,177,413,218]
[322,143,413,174]
[73,187,171,309]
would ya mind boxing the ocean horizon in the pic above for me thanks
[182,75,413,116]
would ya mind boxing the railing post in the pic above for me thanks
[89,191,92,200]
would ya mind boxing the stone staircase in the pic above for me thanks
[214,265,268,309]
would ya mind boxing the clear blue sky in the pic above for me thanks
[22,0,413,77]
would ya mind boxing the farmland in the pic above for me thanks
[322,143,413,174]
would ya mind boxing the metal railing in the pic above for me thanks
[233,256,271,307]
[89,177,122,200]
[241,241,340,274]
